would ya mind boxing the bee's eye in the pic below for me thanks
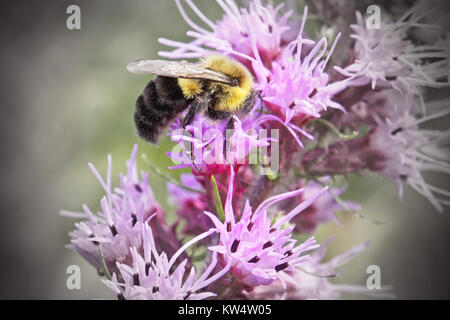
[232,78,240,86]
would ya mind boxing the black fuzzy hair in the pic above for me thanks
[134,76,188,143]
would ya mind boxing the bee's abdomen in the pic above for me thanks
[134,76,188,143]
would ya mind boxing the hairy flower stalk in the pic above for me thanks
[303,89,450,212]
[298,4,450,213]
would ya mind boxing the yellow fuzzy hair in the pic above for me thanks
[178,78,203,99]
[178,54,254,112]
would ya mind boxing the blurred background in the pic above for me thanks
[0,0,449,299]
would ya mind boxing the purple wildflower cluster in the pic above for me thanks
[63,0,449,299]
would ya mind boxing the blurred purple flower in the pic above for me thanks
[368,100,450,212]
[288,179,361,233]
[247,239,391,299]
[345,7,450,95]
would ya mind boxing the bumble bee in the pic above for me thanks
[127,54,257,143]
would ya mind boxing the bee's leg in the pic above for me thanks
[226,116,235,130]
[206,108,234,157]
[181,104,199,128]
[206,108,233,122]
[182,96,209,128]
[224,117,235,157]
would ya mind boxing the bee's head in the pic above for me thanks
[202,54,253,89]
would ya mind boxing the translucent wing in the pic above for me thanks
[126,59,234,85]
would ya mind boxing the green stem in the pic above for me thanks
[211,175,225,222]
[309,118,359,141]
[292,14,328,24]
[141,154,203,194]
[262,155,279,181]
[98,243,112,280]
[298,266,340,278]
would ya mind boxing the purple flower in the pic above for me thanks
[247,239,391,299]
[159,0,292,65]
[103,223,230,300]
[253,7,354,119]
[61,145,172,275]
[168,115,270,175]
[205,167,327,288]
[167,174,212,235]
[368,99,450,212]
[253,27,365,146]
[287,179,361,233]
[159,2,369,150]
[168,174,204,202]
[345,7,450,95]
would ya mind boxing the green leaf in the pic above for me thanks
[141,153,203,194]
[211,175,225,222]
[262,155,279,181]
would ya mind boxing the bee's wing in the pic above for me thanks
[126,59,234,85]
